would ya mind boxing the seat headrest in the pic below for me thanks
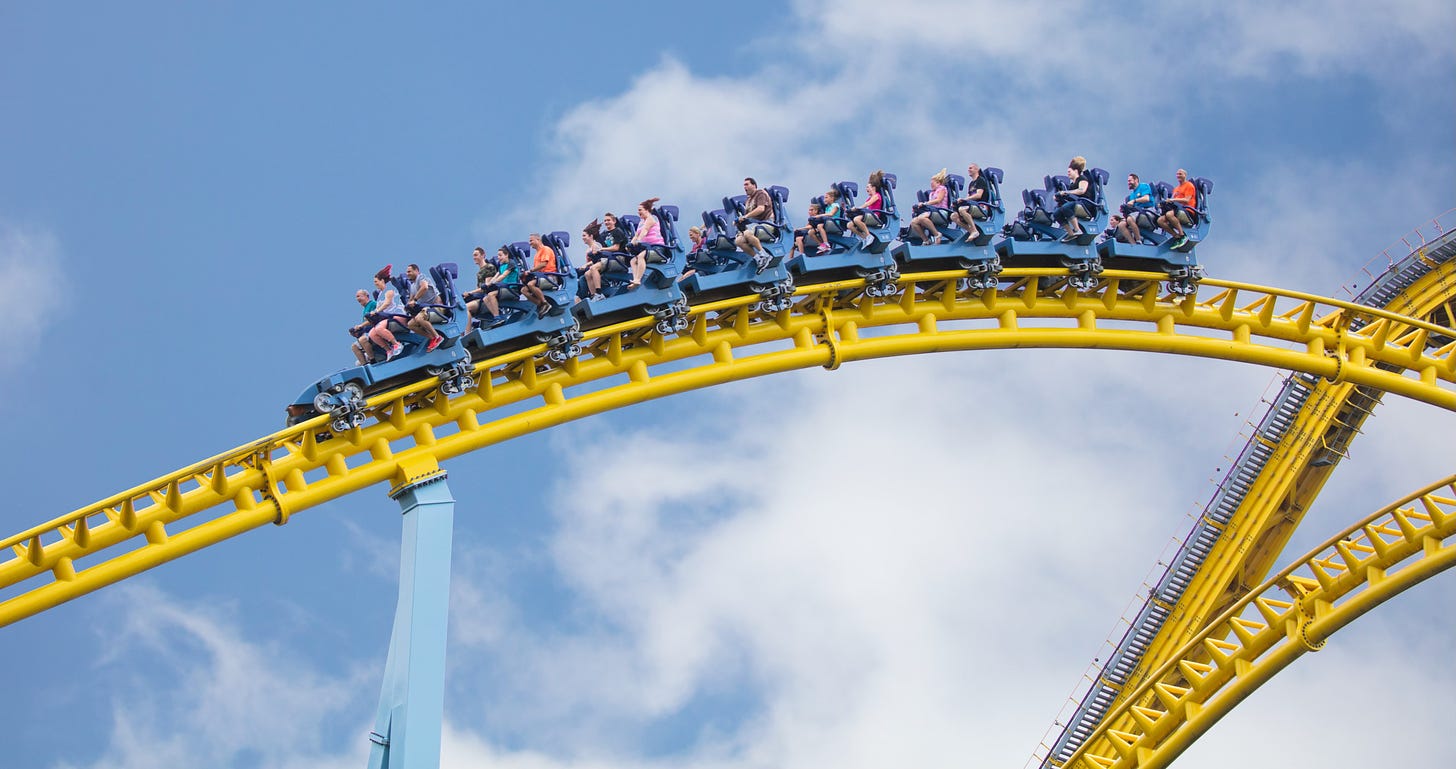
[811,194,825,207]
[435,262,459,280]
[985,167,1004,184]
[725,194,746,214]
[1091,168,1109,185]
[1195,177,1214,195]
[546,231,570,250]
[882,173,897,189]
[1153,181,1173,197]
[838,180,859,198]
[659,205,679,222]
[948,174,965,194]
[769,185,789,202]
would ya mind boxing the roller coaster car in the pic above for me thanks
[286,262,474,431]
[572,205,691,335]
[1098,177,1213,295]
[458,232,583,364]
[786,177,901,298]
[891,168,1006,289]
[680,186,796,312]
[996,168,1110,290]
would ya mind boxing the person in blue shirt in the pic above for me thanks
[1115,172,1156,244]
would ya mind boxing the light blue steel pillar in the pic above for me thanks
[367,469,454,769]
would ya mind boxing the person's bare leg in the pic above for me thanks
[630,254,645,286]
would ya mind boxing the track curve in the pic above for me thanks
[1062,473,1456,769]
[2,268,1454,627]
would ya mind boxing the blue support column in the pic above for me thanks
[367,468,455,769]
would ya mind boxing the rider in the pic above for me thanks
[403,263,446,352]
[1053,156,1094,242]
[949,164,991,243]
[1156,169,1197,249]
[520,233,559,319]
[733,177,775,273]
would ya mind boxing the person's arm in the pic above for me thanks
[1072,179,1090,198]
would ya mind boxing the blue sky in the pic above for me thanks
[2,2,1455,768]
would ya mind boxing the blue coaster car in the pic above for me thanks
[461,231,584,363]
[287,262,474,431]
[572,204,691,335]
[891,168,1006,289]
[680,186,796,312]
[1098,176,1213,295]
[786,177,901,298]
[996,168,1111,290]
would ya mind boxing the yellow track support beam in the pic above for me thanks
[1064,474,1456,769]
[1,268,1453,627]
[1090,254,1456,735]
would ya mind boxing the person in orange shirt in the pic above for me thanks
[1157,169,1198,249]
[520,233,559,318]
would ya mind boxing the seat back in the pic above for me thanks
[723,194,747,217]
[545,231,574,273]
[1193,177,1214,211]
[1087,167,1110,210]
[430,262,460,305]
[946,173,965,202]
[768,186,790,226]
[656,205,680,249]
[619,214,641,237]
[880,173,899,217]
[984,167,1005,211]
[834,180,859,208]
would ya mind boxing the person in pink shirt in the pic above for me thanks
[909,169,950,245]
[626,197,666,289]
[848,169,887,247]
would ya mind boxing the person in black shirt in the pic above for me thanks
[950,164,992,242]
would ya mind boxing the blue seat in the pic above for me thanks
[459,233,584,362]
[287,260,475,430]
[786,176,901,297]
[573,203,691,333]
[680,186,797,312]
[892,167,1007,287]
[996,167,1111,290]
[1098,176,1213,294]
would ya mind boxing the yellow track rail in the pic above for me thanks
[2,268,1454,627]
[1133,256,1456,674]
[1035,247,1456,765]
[1063,473,1456,769]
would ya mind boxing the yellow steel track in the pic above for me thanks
[1037,233,1456,766]
[1121,256,1456,684]
[2,268,1454,630]
[1063,473,1456,769]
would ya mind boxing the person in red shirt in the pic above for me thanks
[1157,169,1198,249]
[520,233,559,318]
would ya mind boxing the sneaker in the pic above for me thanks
[862,235,876,248]
[590,292,605,301]
[1172,236,1189,250]
[816,242,830,254]
[387,342,403,360]
[1061,232,1080,243]
[536,303,551,319]
[425,335,442,352]
[752,253,770,274]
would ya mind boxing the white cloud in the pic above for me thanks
[0,221,64,370]
[60,583,371,769]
